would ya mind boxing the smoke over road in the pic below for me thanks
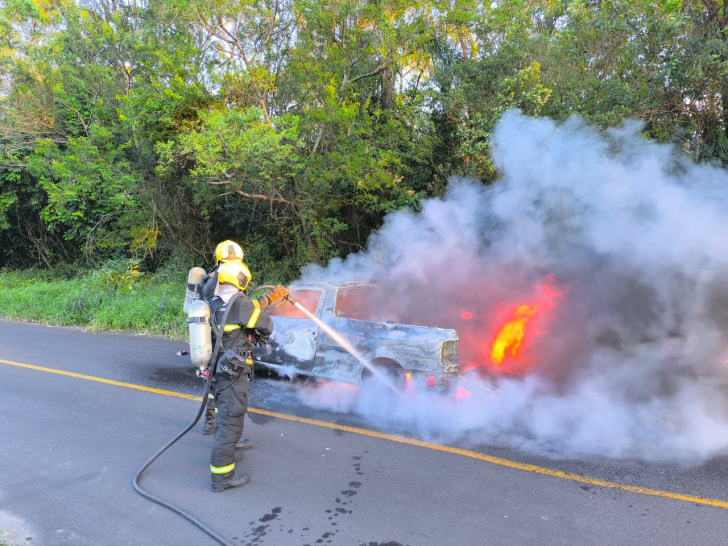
[295,111,728,463]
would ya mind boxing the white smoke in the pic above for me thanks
[295,111,728,463]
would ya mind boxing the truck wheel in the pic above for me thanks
[361,358,406,390]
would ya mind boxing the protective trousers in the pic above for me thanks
[202,378,215,435]
[210,367,250,486]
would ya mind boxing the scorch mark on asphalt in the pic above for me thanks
[2,356,727,510]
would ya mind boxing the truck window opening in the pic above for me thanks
[268,289,322,318]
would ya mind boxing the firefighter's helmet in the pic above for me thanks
[218,260,252,291]
[215,240,244,264]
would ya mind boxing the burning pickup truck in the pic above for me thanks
[252,282,459,388]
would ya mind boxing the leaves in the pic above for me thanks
[1,0,727,276]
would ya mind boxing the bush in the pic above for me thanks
[0,265,187,339]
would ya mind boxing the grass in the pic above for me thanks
[0,530,14,546]
[0,264,188,339]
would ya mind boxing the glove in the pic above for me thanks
[266,284,290,306]
[252,332,270,346]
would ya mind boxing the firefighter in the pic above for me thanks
[201,240,263,449]
[209,252,289,492]
[200,240,244,437]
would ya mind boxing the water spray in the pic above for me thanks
[290,299,400,394]
[258,286,401,394]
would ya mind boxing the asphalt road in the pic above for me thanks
[1,320,727,546]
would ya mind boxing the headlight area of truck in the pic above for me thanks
[429,340,460,390]
[440,340,459,372]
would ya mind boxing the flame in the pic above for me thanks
[485,280,562,373]
[458,276,562,376]
[490,304,538,365]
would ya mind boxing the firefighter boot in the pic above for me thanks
[202,396,215,435]
[211,471,250,493]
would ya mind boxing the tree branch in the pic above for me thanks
[54,97,91,137]
[350,64,388,83]
[234,189,292,205]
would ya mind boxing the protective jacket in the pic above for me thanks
[214,295,273,345]
[209,291,273,486]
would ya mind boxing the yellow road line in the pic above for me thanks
[253,407,728,509]
[0,358,200,401]
[2,357,727,510]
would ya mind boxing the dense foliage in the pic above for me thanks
[0,265,186,336]
[2,0,727,280]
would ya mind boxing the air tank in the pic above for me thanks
[183,267,207,315]
[187,299,212,370]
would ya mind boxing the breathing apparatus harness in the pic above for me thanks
[132,291,242,546]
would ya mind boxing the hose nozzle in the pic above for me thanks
[257,284,296,308]
[285,294,298,306]
[274,291,297,308]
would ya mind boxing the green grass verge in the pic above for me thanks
[0,529,14,546]
[0,266,187,339]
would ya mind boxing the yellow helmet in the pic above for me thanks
[218,260,252,291]
[215,240,244,264]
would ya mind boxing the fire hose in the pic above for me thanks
[132,292,244,546]
[132,286,379,544]
[132,287,300,544]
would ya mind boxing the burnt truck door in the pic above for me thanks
[314,284,387,382]
[256,288,323,371]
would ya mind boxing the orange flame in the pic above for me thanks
[456,276,562,376]
[470,277,563,375]
[490,304,539,365]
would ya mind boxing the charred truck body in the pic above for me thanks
[253,282,460,389]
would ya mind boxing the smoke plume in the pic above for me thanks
[295,111,728,462]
